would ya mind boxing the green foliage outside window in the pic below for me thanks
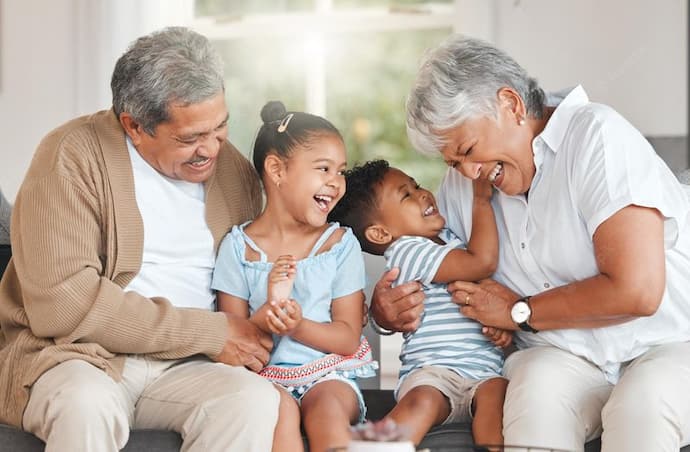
[324,30,448,192]
[200,2,451,192]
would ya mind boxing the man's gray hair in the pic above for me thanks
[406,35,545,155]
[111,26,225,135]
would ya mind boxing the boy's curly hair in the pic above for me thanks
[328,159,390,255]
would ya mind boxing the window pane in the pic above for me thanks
[325,29,450,192]
[212,38,306,156]
[333,0,452,9]
[196,0,314,17]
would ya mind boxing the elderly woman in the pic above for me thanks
[370,35,690,451]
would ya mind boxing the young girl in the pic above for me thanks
[211,101,377,452]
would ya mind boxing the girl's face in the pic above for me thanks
[280,133,347,227]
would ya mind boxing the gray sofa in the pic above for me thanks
[2,168,690,452]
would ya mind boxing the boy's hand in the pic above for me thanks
[268,255,297,301]
[482,326,513,348]
[472,177,494,201]
[266,299,303,336]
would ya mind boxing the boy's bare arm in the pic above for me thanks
[434,179,498,283]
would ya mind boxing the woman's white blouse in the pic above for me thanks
[436,86,690,383]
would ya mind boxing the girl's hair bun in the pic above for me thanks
[260,101,287,124]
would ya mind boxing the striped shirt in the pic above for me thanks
[384,229,503,386]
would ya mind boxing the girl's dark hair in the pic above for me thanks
[252,101,342,178]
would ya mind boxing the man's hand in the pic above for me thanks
[449,278,520,330]
[370,267,424,333]
[214,312,273,372]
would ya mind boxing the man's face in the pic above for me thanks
[126,93,229,183]
[374,168,446,242]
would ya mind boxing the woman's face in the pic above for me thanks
[437,94,537,196]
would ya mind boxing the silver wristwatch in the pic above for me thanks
[510,295,538,333]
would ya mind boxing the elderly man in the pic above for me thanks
[0,27,280,451]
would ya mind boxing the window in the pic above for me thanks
[192,0,454,191]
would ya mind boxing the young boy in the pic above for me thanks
[328,160,510,448]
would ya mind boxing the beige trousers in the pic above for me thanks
[503,342,690,452]
[22,356,280,452]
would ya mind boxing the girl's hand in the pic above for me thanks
[472,177,494,201]
[482,326,513,348]
[266,299,303,336]
[268,255,297,301]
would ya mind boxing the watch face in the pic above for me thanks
[511,301,531,324]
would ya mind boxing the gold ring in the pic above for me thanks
[465,295,471,306]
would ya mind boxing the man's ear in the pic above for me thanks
[364,224,393,246]
[264,154,286,188]
[119,113,146,146]
[497,87,526,123]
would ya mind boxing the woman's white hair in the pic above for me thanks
[406,35,545,155]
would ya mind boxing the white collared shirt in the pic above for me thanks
[437,86,690,383]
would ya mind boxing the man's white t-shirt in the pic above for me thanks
[436,86,690,383]
[125,138,216,310]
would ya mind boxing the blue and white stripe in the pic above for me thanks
[384,229,503,383]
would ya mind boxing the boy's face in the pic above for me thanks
[370,168,446,244]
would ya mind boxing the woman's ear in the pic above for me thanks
[264,154,286,188]
[364,224,393,247]
[497,87,526,124]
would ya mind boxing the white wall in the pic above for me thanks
[0,1,78,201]
[495,0,687,137]
[0,0,193,201]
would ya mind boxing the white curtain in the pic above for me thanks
[73,0,194,115]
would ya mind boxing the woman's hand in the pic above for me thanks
[268,255,297,301]
[370,268,425,332]
[449,278,520,330]
[266,299,303,336]
[482,326,513,348]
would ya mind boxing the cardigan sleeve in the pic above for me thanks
[12,172,228,359]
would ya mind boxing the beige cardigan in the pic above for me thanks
[0,109,262,427]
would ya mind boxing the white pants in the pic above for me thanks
[22,356,280,452]
[503,343,690,452]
